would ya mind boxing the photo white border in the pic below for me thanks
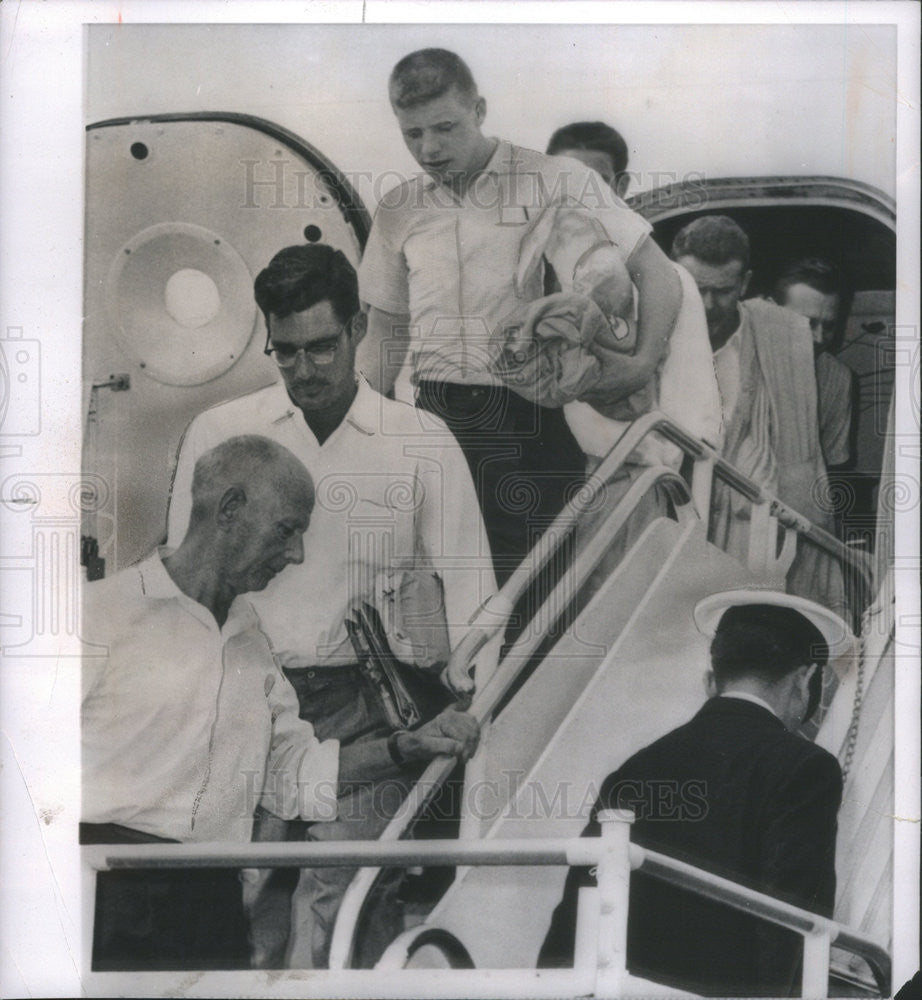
[1,1,918,996]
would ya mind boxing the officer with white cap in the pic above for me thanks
[693,587,855,731]
[541,588,853,997]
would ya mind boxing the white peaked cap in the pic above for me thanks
[693,589,856,662]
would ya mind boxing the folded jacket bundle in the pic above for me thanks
[492,204,652,418]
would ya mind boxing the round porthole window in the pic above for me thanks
[105,222,256,386]
[164,269,222,328]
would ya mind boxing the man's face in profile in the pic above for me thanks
[394,88,488,188]
[225,482,311,595]
[778,282,840,353]
[676,255,751,350]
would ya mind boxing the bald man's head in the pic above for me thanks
[189,436,311,522]
[186,435,314,594]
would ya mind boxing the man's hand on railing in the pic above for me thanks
[398,708,481,763]
[340,706,480,781]
[441,652,476,703]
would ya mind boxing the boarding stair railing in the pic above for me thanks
[80,411,881,992]
[328,409,874,970]
[82,810,892,997]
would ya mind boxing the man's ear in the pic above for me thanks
[740,269,753,299]
[703,669,718,698]
[799,662,823,723]
[474,96,487,126]
[216,485,246,528]
[798,662,818,688]
[349,310,368,346]
[614,174,631,200]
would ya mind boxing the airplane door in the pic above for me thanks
[83,113,370,574]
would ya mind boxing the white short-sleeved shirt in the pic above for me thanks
[359,140,652,386]
[167,379,497,672]
[82,551,339,842]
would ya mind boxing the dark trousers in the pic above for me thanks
[415,381,586,589]
[81,822,250,972]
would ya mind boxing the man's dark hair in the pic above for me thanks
[710,605,829,689]
[546,121,629,182]
[253,244,359,327]
[771,256,844,302]
[771,256,850,351]
[389,48,478,109]
[671,215,751,271]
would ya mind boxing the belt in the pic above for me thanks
[282,662,363,684]
[79,822,178,845]
[417,380,505,400]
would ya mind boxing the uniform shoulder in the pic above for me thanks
[597,715,692,789]
[83,562,146,638]
[513,145,627,208]
[373,390,416,420]
[505,142,583,175]
[193,380,282,418]
[755,725,842,790]
[794,733,842,774]
[505,142,555,171]
[694,697,841,779]
[85,562,140,601]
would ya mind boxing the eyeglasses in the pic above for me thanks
[264,317,351,368]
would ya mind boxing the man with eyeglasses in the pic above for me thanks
[167,243,496,969]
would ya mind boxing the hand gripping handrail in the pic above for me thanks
[329,410,873,970]
[329,463,693,969]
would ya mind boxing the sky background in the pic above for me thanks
[86,22,898,205]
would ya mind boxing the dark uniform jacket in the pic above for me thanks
[539,696,842,996]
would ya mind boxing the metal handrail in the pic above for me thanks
[635,845,891,996]
[82,838,604,872]
[617,410,872,584]
[470,467,694,724]
[447,412,704,638]
[329,409,872,969]
[439,409,871,678]
[82,822,891,996]
[329,464,695,969]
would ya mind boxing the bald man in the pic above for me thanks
[82,435,479,970]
